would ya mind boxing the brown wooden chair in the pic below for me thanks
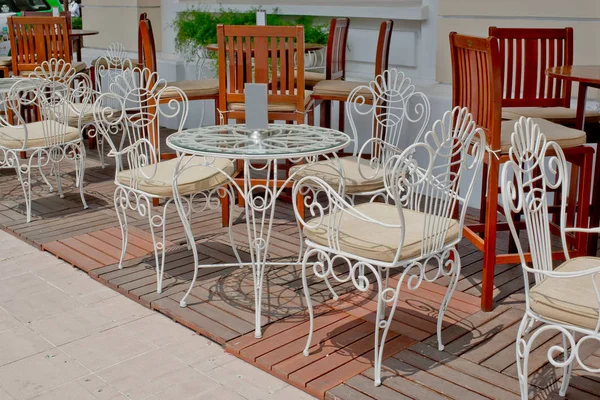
[216,24,314,223]
[305,18,350,129]
[311,19,393,135]
[489,27,600,126]
[450,32,594,311]
[139,16,220,123]
[216,24,312,125]
[7,15,86,77]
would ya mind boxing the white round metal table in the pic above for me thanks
[166,124,350,338]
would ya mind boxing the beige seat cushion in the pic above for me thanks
[303,71,326,88]
[501,118,586,153]
[65,103,116,127]
[19,61,87,77]
[228,90,312,113]
[502,107,600,124]
[161,79,219,99]
[304,202,460,263]
[0,121,80,149]
[313,80,371,98]
[92,57,139,69]
[290,156,384,194]
[529,257,600,331]
[0,56,11,67]
[116,156,234,197]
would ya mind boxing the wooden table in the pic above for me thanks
[205,43,324,53]
[546,66,600,130]
[69,30,100,62]
[547,66,600,254]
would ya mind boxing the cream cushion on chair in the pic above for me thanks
[228,91,313,113]
[0,56,11,67]
[117,156,234,197]
[304,202,460,263]
[303,71,326,88]
[0,121,79,149]
[502,107,600,124]
[290,156,384,194]
[529,257,600,331]
[160,79,219,99]
[65,103,117,127]
[501,118,586,154]
[312,80,371,98]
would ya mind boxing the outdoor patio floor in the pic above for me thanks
[0,138,599,400]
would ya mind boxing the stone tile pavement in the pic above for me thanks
[0,230,315,400]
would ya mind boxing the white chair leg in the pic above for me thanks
[113,189,128,269]
[148,198,168,294]
[75,143,88,209]
[54,160,64,199]
[15,157,32,223]
[437,248,461,351]
[302,248,317,357]
[559,331,574,396]
[516,315,532,400]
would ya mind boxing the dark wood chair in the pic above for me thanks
[311,20,393,135]
[489,27,600,126]
[450,32,594,311]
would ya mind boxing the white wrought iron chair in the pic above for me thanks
[292,68,431,203]
[501,117,600,400]
[0,59,92,222]
[93,67,235,293]
[293,106,485,386]
[92,43,136,168]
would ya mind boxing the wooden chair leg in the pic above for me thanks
[320,100,332,128]
[481,156,499,312]
[152,198,160,207]
[588,149,600,255]
[296,191,305,222]
[307,107,315,126]
[576,152,593,256]
[221,189,230,228]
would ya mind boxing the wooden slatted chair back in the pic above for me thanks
[449,32,502,150]
[375,20,393,77]
[8,16,72,77]
[21,11,72,30]
[326,17,349,80]
[216,24,306,123]
[489,27,573,108]
[138,17,157,75]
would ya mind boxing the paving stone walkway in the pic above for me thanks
[0,230,315,400]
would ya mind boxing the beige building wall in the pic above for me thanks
[436,0,600,99]
[81,0,161,52]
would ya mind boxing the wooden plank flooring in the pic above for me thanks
[0,135,598,399]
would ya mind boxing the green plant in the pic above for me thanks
[72,17,82,30]
[173,6,329,64]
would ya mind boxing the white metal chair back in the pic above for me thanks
[93,67,188,191]
[347,69,431,163]
[11,59,92,148]
[501,117,570,283]
[94,43,134,109]
[385,106,485,260]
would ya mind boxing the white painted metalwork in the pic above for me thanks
[304,47,326,72]
[501,117,600,399]
[298,69,431,203]
[92,43,135,167]
[167,124,351,338]
[93,67,229,293]
[0,59,93,222]
[293,107,485,386]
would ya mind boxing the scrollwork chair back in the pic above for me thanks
[93,67,189,192]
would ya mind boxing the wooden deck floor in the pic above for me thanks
[0,140,598,399]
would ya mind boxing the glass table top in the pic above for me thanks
[166,124,351,160]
